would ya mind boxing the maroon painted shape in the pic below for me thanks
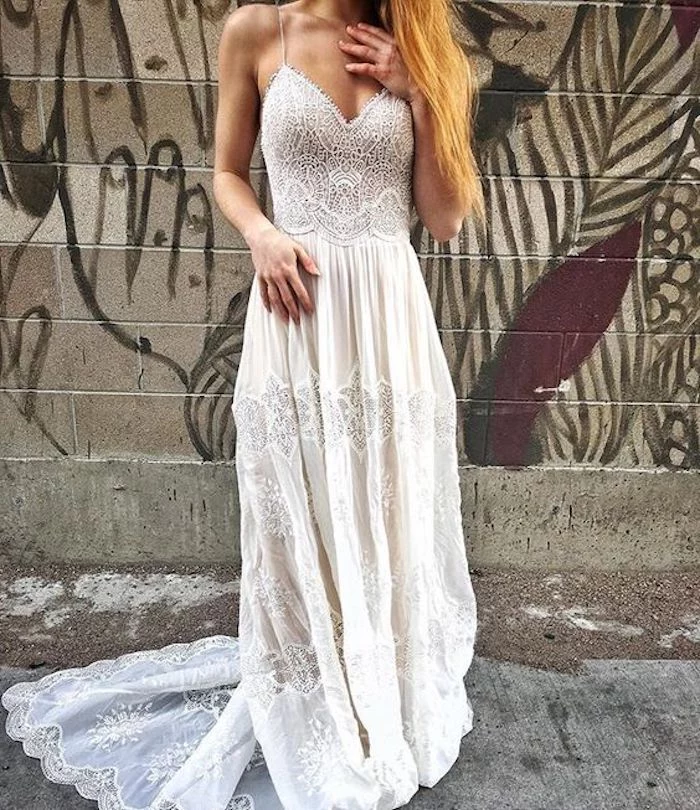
[670,0,700,51]
[488,221,642,466]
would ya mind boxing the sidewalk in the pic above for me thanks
[1,565,699,810]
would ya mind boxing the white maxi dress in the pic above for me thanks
[1,5,478,809]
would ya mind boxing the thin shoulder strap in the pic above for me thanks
[274,1,287,66]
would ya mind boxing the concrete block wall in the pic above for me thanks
[0,1,698,568]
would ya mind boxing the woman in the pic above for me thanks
[2,1,483,808]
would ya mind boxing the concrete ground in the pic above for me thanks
[1,564,699,809]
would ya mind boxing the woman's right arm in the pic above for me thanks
[212,5,320,325]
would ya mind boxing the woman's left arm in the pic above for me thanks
[340,21,466,242]
[406,90,466,241]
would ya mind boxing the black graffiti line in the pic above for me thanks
[1,0,34,27]
[163,0,205,148]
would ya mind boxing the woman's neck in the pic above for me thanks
[301,0,378,27]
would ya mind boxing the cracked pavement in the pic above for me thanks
[1,565,698,809]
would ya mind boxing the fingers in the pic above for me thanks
[266,273,314,324]
[258,275,271,312]
[259,240,320,325]
[267,276,299,323]
[349,22,391,46]
[295,244,321,276]
[265,272,301,325]
[276,276,301,324]
[266,283,289,323]
[338,40,378,63]
[344,62,380,79]
[287,270,315,316]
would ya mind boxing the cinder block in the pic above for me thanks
[0,245,59,317]
[559,331,700,404]
[0,392,75,457]
[3,320,141,393]
[42,79,203,166]
[73,392,234,460]
[1,79,44,155]
[19,166,127,246]
[58,246,254,325]
[441,329,564,401]
[118,1,227,82]
[482,401,700,470]
[645,258,698,333]
[457,399,489,466]
[137,323,243,395]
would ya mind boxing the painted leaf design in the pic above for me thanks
[451,2,699,465]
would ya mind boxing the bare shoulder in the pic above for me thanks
[219,2,279,55]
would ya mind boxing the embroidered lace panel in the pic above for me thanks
[260,64,415,246]
[232,360,457,464]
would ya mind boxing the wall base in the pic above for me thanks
[1,459,697,570]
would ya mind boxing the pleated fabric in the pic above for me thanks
[232,228,478,810]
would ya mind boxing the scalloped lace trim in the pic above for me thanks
[1,636,254,810]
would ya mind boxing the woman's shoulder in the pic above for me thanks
[219,2,280,50]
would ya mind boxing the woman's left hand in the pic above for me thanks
[338,22,422,104]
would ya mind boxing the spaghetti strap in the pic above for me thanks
[274,0,287,66]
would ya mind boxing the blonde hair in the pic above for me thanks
[376,0,486,225]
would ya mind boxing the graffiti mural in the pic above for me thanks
[0,0,698,468]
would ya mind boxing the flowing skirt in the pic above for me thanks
[1,229,477,810]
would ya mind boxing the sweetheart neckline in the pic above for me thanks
[261,63,390,127]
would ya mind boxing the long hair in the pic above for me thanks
[375,0,486,226]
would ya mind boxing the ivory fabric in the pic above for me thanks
[1,4,478,809]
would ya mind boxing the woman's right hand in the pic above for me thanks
[250,226,321,324]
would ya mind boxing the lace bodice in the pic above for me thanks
[259,7,415,247]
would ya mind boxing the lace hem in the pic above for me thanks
[1,636,247,810]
